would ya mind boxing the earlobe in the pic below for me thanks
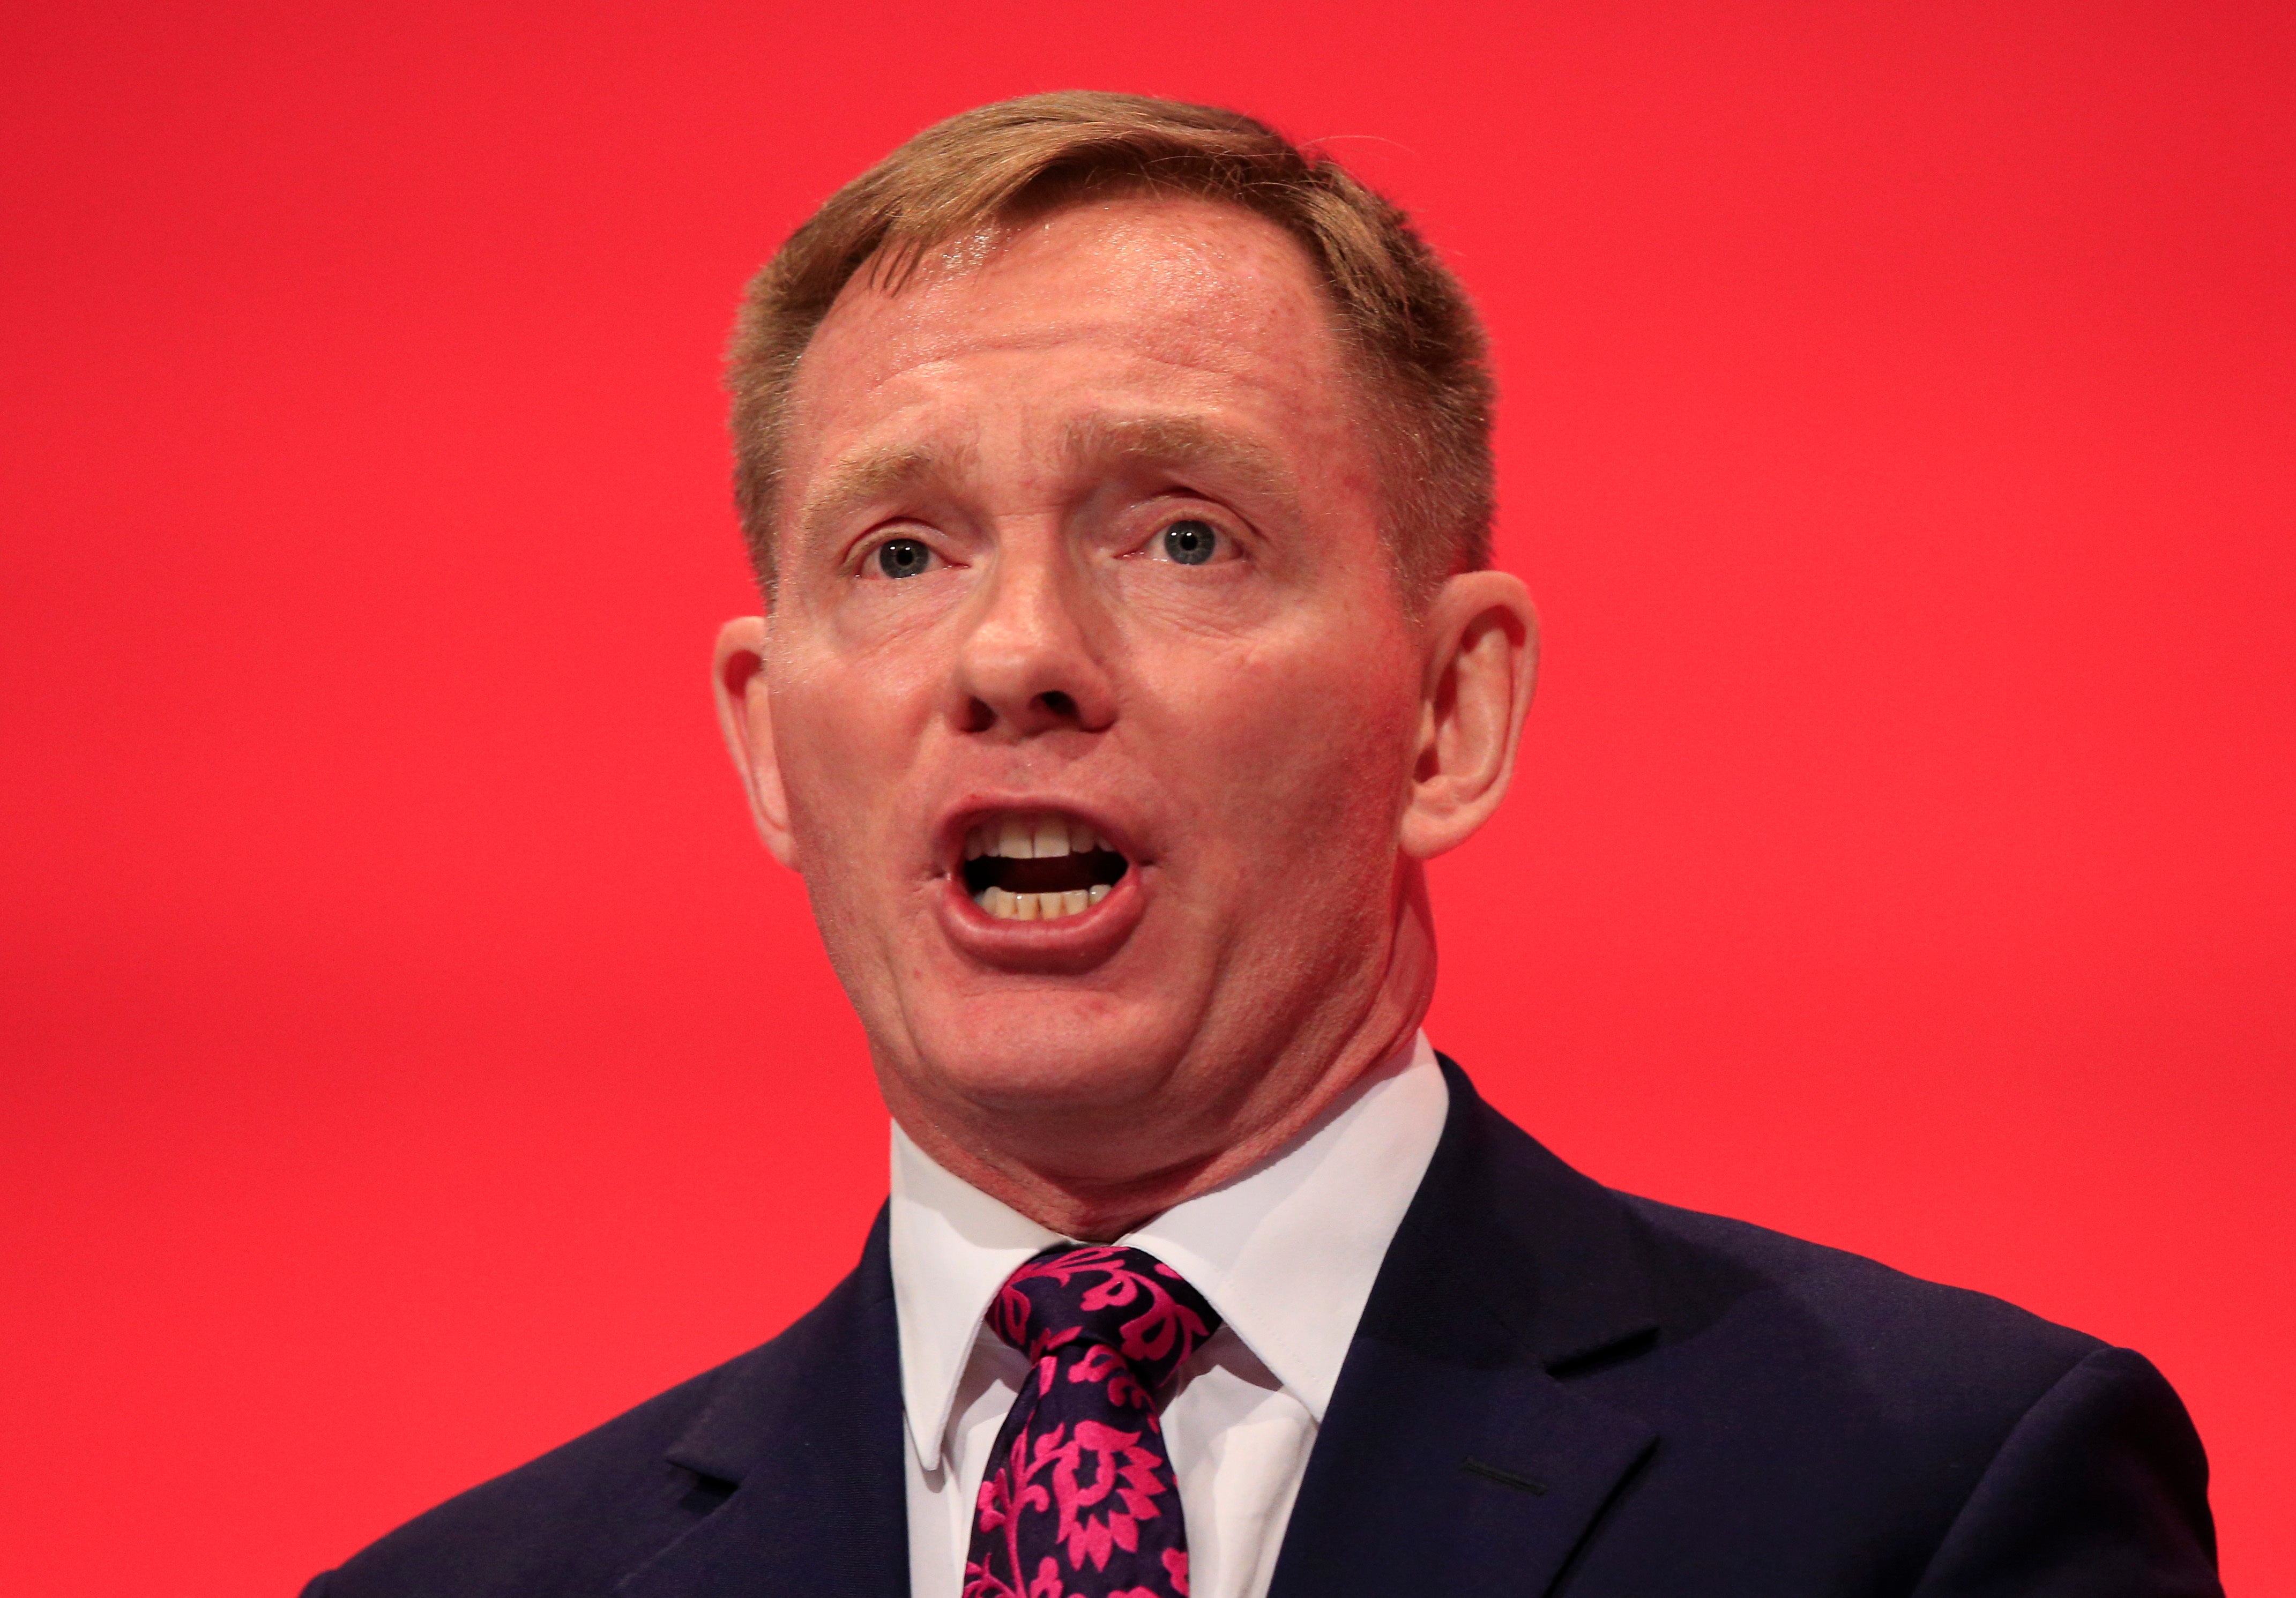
[1399,570,1539,861]
[712,616,800,869]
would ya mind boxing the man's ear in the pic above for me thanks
[712,616,801,870]
[1400,569,1540,861]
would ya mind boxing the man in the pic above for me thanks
[304,93,2220,1597]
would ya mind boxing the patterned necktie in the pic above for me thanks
[964,1244,1222,1598]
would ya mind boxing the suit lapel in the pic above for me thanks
[617,1209,908,1598]
[1267,1059,1662,1598]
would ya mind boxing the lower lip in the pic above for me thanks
[938,862,1146,969]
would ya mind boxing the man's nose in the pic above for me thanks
[951,536,1116,737]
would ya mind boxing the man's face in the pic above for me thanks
[726,196,1437,1178]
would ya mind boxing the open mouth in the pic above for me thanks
[959,811,1131,921]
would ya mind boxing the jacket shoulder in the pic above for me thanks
[308,1262,869,1598]
[1440,1071,2107,1399]
[1617,1186,2106,1382]
[1426,1081,2215,1591]
[310,1360,728,1598]
[1583,1191,2217,1592]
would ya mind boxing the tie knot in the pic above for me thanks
[987,1244,1221,1397]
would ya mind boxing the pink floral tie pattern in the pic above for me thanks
[964,1245,1221,1598]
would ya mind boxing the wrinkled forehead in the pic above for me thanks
[825,192,1342,367]
[774,195,1371,495]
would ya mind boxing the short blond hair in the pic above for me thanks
[727,91,1494,598]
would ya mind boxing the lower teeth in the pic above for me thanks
[976,884,1111,921]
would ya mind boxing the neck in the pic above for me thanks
[887,877,1438,1241]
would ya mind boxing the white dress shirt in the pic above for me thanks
[889,1032,1449,1598]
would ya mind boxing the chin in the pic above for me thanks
[902,991,1198,1121]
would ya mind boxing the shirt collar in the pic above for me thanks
[888,1032,1448,1469]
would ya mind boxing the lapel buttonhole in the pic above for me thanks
[1460,1455,1549,1495]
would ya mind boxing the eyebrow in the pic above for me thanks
[791,442,960,558]
[788,413,1296,558]
[1060,414,1294,504]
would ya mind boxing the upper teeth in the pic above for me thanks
[965,812,1101,860]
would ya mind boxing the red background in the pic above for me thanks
[4,2,2290,1591]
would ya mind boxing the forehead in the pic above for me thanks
[778,196,1366,500]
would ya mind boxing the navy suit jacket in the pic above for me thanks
[305,1059,2222,1596]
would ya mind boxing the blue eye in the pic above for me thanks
[876,538,933,579]
[1162,520,1217,565]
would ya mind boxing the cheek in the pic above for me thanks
[1169,631,1419,856]
[768,664,930,872]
